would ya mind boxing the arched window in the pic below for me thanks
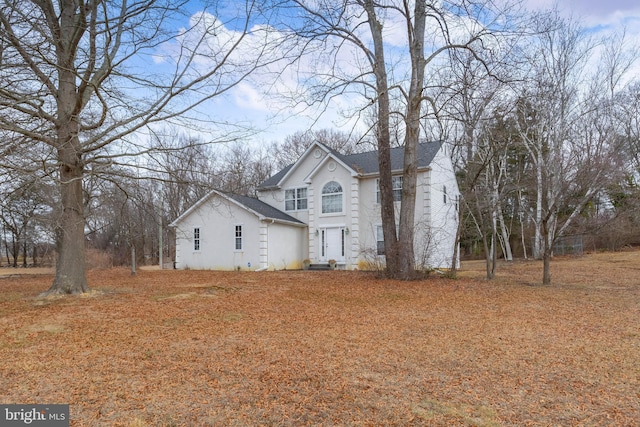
[322,181,343,213]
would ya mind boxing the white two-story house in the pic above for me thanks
[169,140,459,271]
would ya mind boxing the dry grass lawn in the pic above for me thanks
[0,251,639,426]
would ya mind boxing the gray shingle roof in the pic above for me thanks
[258,141,443,189]
[169,189,305,227]
[258,164,292,189]
[339,141,442,174]
[226,193,304,225]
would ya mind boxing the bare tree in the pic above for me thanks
[0,132,56,268]
[615,82,640,179]
[0,1,282,294]
[288,0,512,279]
[0,179,48,267]
[459,111,522,278]
[271,128,360,169]
[436,42,522,278]
[216,142,275,196]
[515,11,629,284]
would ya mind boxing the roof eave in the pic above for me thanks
[256,185,280,192]
[261,217,307,227]
[356,165,432,179]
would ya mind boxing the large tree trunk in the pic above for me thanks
[364,0,399,276]
[42,2,89,295]
[385,0,426,280]
[397,124,418,278]
[46,147,89,295]
[363,0,429,280]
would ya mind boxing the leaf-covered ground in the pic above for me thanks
[1,251,639,426]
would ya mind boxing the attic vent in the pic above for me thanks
[328,161,337,172]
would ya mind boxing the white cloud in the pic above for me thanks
[522,0,640,28]
[155,2,640,145]
[233,82,269,111]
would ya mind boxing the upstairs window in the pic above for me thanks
[376,176,403,203]
[393,176,403,201]
[285,187,308,211]
[322,181,343,214]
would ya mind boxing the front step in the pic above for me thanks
[307,263,332,271]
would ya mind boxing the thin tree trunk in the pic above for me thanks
[22,237,27,268]
[534,152,543,259]
[4,225,10,266]
[542,250,552,285]
[482,233,494,280]
[159,218,163,268]
[11,233,17,268]
[542,219,552,285]
[521,217,528,259]
[497,205,513,261]
[449,198,463,276]
[519,190,528,260]
[131,244,136,276]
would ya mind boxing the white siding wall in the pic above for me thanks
[174,195,261,270]
[349,178,360,266]
[267,222,306,270]
[310,159,355,266]
[357,176,383,268]
[425,147,460,268]
[356,157,459,270]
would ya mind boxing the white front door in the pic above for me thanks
[320,227,345,262]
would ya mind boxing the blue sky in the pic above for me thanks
[525,0,640,26]
[162,1,640,146]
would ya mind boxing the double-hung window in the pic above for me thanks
[376,225,384,255]
[322,181,343,214]
[285,187,308,211]
[193,228,200,251]
[376,176,403,203]
[375,224,399,256]
[234,225,243,251]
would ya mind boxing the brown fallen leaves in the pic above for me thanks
[0,251,639,426]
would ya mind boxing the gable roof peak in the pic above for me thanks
[258,139,444,189]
